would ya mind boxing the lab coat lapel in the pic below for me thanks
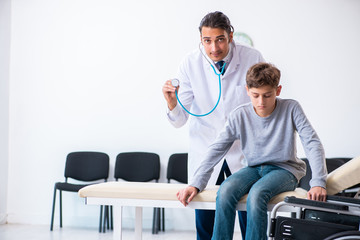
[197,52,225,118]
[223,45,241,77]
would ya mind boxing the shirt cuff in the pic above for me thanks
[310,179,327,189]
[167,104,181,120]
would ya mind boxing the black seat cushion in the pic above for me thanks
[55,182,89,192]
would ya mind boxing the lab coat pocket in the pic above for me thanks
[189,119,217,147]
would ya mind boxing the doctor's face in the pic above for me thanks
[200,27,233,62]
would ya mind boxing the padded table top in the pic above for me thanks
[326,156,360,195]
[79,156,360,204]
[78,181,308,204]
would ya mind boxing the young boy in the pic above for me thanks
[177,62,327,240]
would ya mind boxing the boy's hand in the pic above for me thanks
[307,186,327,202]
[177,186,199,206]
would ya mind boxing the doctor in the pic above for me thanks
[162,11,264,240]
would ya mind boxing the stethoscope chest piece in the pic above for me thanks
[171,78,180,88]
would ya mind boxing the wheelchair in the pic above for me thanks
[269,194,360,240]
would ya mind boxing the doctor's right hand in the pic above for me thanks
[177,186,199,207]
[162,80,178,111]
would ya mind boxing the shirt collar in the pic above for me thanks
[217,41,234,65]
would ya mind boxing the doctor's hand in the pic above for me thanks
[177,186,199,207]
[307,186,327,202]
[162,80,178,111]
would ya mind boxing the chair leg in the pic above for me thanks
[157,208,161,231]
[161,208,165,232]
[50,187,57,231]
[152,207,158,234]
[103,206,108,232]
[59,190,62,228]
[110,206,113,230]
[106,206,110,230]
[99,205,103,233]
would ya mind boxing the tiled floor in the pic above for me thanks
[0,224,243,240]
[0,224,193,240]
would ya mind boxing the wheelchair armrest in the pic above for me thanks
[284,196,348,211]
[327,195,360,205]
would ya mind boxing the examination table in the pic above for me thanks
[79,156,360,240]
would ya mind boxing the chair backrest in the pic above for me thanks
[298,158,351,190]
[114,152,160,182]
[65,151,109,182]
[167,153,188,184]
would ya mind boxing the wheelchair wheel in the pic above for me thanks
[324,231,360,240]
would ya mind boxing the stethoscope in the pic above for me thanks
[171,43,226,117]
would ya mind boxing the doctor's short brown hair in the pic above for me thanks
[246,63,281,89]
[199,11,234,36]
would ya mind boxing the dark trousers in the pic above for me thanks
[195,160,247,240]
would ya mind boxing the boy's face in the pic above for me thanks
[246,85,282,117]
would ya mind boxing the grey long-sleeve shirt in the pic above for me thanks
[190,98,327,192]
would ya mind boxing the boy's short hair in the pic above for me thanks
[199,11,234,36]
[246,62,281,89]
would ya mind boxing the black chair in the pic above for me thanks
[298,158,351,191]
[114,152,160,234]
[50,151,110,232]
[156,153,188,233]
[167,153,188,184]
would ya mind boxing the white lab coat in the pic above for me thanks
[167,42,265,186]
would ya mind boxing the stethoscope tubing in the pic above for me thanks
[175,62,225,117]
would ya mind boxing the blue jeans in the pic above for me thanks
[196,209,246,240]
[196,161,247,240]
[212,164,298,240]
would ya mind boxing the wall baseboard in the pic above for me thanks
[5,211,197,230]
[0,213,7,224]
[6,213,181,230]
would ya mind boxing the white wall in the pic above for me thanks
[0,0,11,225]
[5,0,360,231]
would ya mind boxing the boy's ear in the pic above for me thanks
[276,85,282,96]
[246,86,250,96]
